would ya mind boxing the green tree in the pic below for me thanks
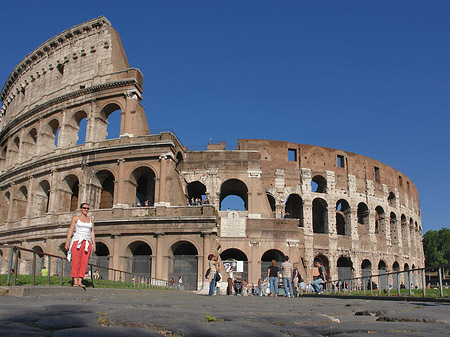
[423,228,450,267]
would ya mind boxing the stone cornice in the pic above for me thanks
[0,78,140,140]
[0,16,110,102]
[0,216,218,238]
[0,138,176,184]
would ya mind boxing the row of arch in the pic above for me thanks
[1,241,418,291]
[188,179,421,241]
[0,103,122,172]
[2,175,421,247]
[0,166,155,222]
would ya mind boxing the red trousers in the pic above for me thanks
[70,240,91,278]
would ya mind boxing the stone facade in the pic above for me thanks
[0,17,424,290]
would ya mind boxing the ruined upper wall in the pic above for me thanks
[0,16,134,129]
[237,139,420,211]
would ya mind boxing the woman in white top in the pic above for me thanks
[65,203,96,288]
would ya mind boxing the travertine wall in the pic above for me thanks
[0,17,424,289]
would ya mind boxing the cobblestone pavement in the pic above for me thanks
[0,287,449,336]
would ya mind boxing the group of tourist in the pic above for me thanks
[186,197,210,206]
[64,203,328,294]
[206,254,328,297]
[265,257,327,297]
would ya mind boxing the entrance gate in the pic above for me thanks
[169,255,198,291]
[89,255,110,280]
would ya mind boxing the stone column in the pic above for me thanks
[47,170,58,213]
[157,155,168,206]
[115,159,126,206]
[249,241,260,283]
[25,176,35,218]
[6,184,15,221]
[154,233,164,280]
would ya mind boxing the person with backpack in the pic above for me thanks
[207,254,220,296]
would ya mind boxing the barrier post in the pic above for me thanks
[32,252,36,286]
[47,256,51,285]
[408,270,412,296]
[60,258,64,285]
[422,269,426,297]
[14,249,19,286]
[7,247,15,286]
[438,268,444,298]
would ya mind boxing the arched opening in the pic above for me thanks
[261,249,285,279]
[175,152,184,170]
[401,214,408,247]
[357,202,369,228]
[127,241,152,278]
[392,261,400,287]
[337,257,353,280]
[284,194,303,226]
[220,248,249,282]
[186,181,207,205]
[0,145,7,171]
[48,119,60,148]
[35,180,50,216]
[388,192,396,207]
[311,175,327,193]
[94,170,115,209]
[266,193,276,217]
[375,206,385,234]
[66,110,87,147]
[390,212,398,244]
[98,103,122,141]
[22,128,37,159]
[313,198,328,233]
[61,175,79,212]
[220,179,248,211]
[31,246,45,274]
[336,199,350,235]
[13,186,28,219]
[378,260,387,290]
[90,242,110,280]
[131,167,156,207]
[169,241,198,291]
[361,259,372,277]
[409,218,415,249]
[313,255,330,282]
[0,192,10,223]
[404,263,410,289]
[9,137,20,166]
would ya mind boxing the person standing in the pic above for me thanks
[227,265,234,295]
[40,266,48,277]
[178,276,184,290]
[311,260,327,295]
[281,256,294,297]
[215,271,222,296]
[207,254,220,296]
[65,203,96,288]
[267,260,279,298]
[292,263,300,297]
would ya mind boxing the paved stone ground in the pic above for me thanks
[0,287,449,336]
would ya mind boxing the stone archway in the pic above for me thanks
[126,241,152,278]
[89,242,110,280]
[168,241,198,291]
[220,248,249,282]
[261,249,285,279]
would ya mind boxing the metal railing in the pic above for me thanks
[1,245,170,289]
[325,264,449,298]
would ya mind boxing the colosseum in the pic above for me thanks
[0,17,424,290]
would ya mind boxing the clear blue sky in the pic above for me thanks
[1,1,449,233]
